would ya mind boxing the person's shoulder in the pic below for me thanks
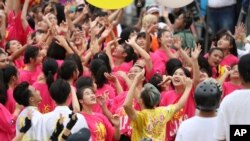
[221,89,250,105]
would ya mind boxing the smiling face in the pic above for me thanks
[128,65,143,80]
[7,40,22,54]
[208,49,224,67]
[159,31,173,47]
[230,64,239,79]
[172,68,186,87]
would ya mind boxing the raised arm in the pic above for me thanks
[173,77,193,112]
[126,36,153,72]
[21,0,29,30]
[191,44,202,87]
[123,69,145,120]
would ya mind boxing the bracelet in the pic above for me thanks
[61,133,69,140]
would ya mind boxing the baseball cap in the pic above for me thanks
[67,128,91,141]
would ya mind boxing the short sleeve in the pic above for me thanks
[164,105,176,121]
[214,105,227,140]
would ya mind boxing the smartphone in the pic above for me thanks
[69,6,76,13]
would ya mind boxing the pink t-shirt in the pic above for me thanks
[4,88,16,114]
[160,89,195,141]
[151,48,175,75]
[220,54,239,67]
[6,11,34,45]
[19,66,42,84]
[222,81,243,98]
[14,57,24,69]
[112,61,133,73]
[0,104,16,141]
[82,112,115,141]
[93,84,116,113]
[110,91,140,137]
[33,82,55,113]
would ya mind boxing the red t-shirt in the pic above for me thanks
[6,11,34,45]
[4,88,16,114]
[82,112,115,141]
[222,81,243,98]
[160,89,195,141]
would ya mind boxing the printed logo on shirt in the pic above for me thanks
[230,125,250,141]
[95,122,106,141]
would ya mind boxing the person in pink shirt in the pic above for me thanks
[77,86,120,141]
[216,32,239,67]
[2,65,19,113]
[19,46,43,85]
[58,60,80,112]
[218,64,243,99]
[159,46,201,141]
[0,69,21,141]
[207,48,224,78]
[33,58,58,113]
[5,0,34,45]
[151,29,177,75]
[105,41,137,73]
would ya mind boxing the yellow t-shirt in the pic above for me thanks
[131,105,176,141]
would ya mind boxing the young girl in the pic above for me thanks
[216,32,238,67]
[206,48,224,78]
[2,65,18,113]
[32,58,58,113]
[218,63,243,98]
[77,86,120,141]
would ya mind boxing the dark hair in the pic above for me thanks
[0,69,7,104]
[238,54,250,83]
[47,39,67,60]
[49,79,71,104]
[123,44,138,63]
[89,59,108,88]
[148,74,163,92]
[24,46,39,64]
[93,52,111,73]
[172,66,191,78]
[218,32,238,57]
[166,58,183,76]
[58,60,78,81]
[182,12,193,29]
[76,76,94,90]
[3,65,18,89]
[13,82,32,107]
[208,48,224,56]
[27,15,35,30]
[65,54,84,77]
[5,41,11,54]
[76,86,94,111]
[198,56,212,77]
[42,58,58,89]
[119,26,138,44]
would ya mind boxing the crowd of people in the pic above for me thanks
[0,0,250,141]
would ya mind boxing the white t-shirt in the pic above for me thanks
[175,116,217,141]
[214,89,250,141]
[208,0,236,8]
[16,106,42,141]
[40,106,89,141]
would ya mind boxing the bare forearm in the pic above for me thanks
[114,126,120,141]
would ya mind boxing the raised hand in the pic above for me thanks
[235,23,246,42]
[191,43,202,59]
[104,72,117,82]
[110,114,120,128]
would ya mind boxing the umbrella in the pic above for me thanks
[86,0,133,10]
[155,0,194,8]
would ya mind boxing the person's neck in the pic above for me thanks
[114,58,124,66]
[8,82,16,89]
[242,82,250,89]
[230,78,241,85]
[82,105,93,114]
[29,103,38,107]
[175,86,185,94]
[24,64,36,71]
[67,79,74,85]
[222,49,230,57]
[56,102,67,107]
[198,111,217,117]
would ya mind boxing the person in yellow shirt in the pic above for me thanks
[123,69,193,141]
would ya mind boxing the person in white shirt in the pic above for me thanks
[13,81,42,141]
[175,78,222,141]
[41,79,89,141]
[214,54,250,141]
